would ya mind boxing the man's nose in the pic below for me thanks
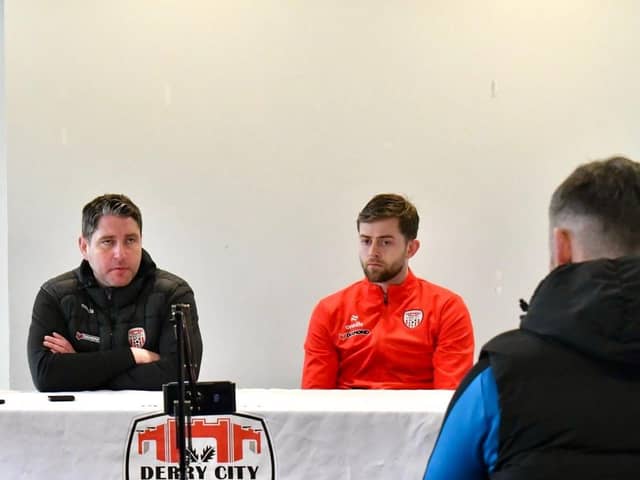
[113,243,126,259]
[368,243,381,258]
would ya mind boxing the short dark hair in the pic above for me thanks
[357,193,419,241]
[81,194,142,240]
[549,156,640,256]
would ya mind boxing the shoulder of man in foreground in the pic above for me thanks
[424,356,500,480]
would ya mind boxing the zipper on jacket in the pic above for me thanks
[105,288,114,348]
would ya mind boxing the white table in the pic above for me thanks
[0,389,452,480]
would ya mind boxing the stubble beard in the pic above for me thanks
[361,258,405,283]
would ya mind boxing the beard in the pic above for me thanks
[361,257,405,283]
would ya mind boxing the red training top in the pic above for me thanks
[302,269,474,389]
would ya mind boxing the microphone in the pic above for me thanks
[519,298,529,312]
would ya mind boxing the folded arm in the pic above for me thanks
[107,284,203,390]
[28,288,136,391]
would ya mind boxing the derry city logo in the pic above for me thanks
[125,413,276,480]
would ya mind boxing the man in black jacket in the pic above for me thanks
[424,156,640,479]
[27,194,203,391]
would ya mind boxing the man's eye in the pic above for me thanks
[126,237,138,245]
[101,239,113,246]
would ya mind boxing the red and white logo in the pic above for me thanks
[125,413,276,480]
[75,331,100,344]
[403,310,423,329]
[128,328,147,348]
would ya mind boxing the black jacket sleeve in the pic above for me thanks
[27,288,137,392]
[106,282,203,390]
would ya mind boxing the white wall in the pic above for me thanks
[0,0,8,390]
[5,1,640,390]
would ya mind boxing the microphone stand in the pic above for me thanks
[164,304,234,479]
[169,303,197,480]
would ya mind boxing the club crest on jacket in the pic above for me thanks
[128,327,147,348]
[403,310,423,329]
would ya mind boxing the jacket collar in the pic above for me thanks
[74,249,156,308]
[365,267,418,303]
[522,256,640,367]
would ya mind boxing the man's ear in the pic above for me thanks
[552,227,573,267]
[406,239,420,259]
[78,236,89,260]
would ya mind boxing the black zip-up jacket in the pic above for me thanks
[483,256,640,479]
[27,249,203,391]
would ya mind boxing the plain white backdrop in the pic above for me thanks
[1,0,8,389]
[2,1,640,390]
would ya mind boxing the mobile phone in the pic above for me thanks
[0,399,5,404]
[48,394,75,402]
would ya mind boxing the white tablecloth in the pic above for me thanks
[0,388,452,480]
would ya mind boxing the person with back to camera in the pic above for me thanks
[424,156,640,479]
[27,193,203,391]
[302,193,474,389]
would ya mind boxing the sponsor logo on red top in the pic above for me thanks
[339,314,369,341]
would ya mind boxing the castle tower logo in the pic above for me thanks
[125,413,276,480]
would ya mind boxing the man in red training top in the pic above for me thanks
[302,193,474,389]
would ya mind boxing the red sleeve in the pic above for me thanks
[432,295,475,389]
[301,301,339,389]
